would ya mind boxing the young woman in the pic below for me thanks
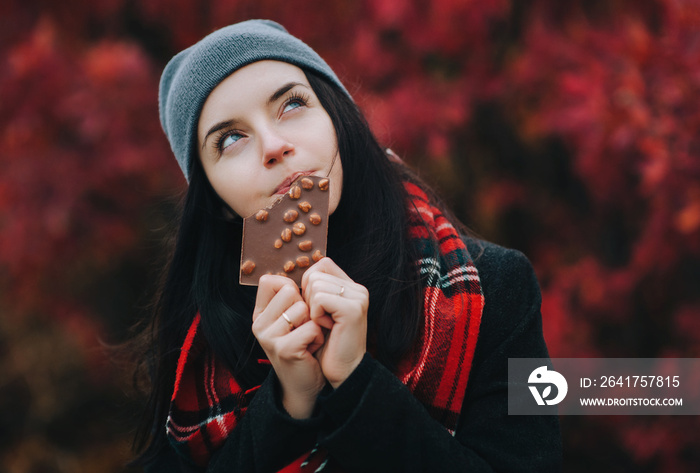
[134,19,562,472]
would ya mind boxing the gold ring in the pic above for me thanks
[281,312,294,330]
[337,285,345,297]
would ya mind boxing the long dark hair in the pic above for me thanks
[132,68,429,463]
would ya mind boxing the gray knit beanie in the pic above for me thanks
[159,19,350,181]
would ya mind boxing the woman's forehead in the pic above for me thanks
[213,61,307,96]
[198,61,310,132]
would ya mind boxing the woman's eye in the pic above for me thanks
[282,100,303,113]
[221,132,243,150]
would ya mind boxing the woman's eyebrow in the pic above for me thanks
[267,81,306,105]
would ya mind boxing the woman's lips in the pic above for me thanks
[273,171,314,195]
[274,183,292,195]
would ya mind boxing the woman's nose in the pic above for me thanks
[260,127,294,166]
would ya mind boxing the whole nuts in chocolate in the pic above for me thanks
[318,179,329,191]
[301,177,314,190]
[292,222,306,236]
[289,185,302,199]
[281,228,292,242]
[241,260,256,275]
[240,175,329,287]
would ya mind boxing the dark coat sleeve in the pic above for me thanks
[145,239,562,472]
[144,371,323,473]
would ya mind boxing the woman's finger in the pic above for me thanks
[305,277,362,301]
[252,284,303,339]
[269,300,309,337]
[300,257,349,293]
[274,319,325,358]
[302,271,363,305]
[253,275,300,322]
[307,291,365,326]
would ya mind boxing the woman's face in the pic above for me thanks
[197,60,343,218]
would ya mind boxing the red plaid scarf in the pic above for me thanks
[166,182,484,469]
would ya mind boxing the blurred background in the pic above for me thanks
[1,0,699,471]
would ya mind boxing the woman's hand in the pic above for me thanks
[301,258,369,389]
[252,275,326,419]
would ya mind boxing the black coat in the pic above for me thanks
[146,238,563,472]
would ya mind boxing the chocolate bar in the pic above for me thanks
[239,176,330,286]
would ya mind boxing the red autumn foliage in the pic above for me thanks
[1,0,698,471]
